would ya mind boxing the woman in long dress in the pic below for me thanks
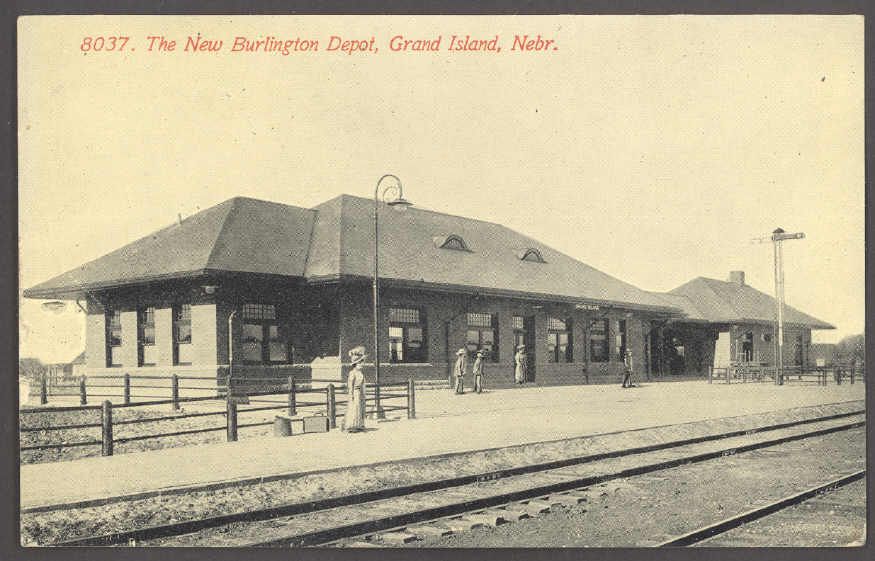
[514,345,527,384]
[343,346,367,433]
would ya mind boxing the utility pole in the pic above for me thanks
[753,228,805,385]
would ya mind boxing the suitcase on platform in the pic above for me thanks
[303,415,329,433]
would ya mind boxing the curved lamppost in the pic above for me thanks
[372,174,412,419]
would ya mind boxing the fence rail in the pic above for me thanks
[20,375,416,458]
[709,363,864,386]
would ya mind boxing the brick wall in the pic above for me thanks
[84,305,107,369]
[338,284,653,388]
[80,282,221,378]
[79,279,666,391]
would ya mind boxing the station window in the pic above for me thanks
[513,315,530,351]
[589,319,609,363]
[614,319,627,361]
[388,307,427,363]
[106,309,122,367]
[137,307,156,366]
[173,304,192,365]
[547,317,573,363]
[241,303,289,364]
[466,312,498,362]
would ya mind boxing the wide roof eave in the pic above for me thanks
[310,274,684,315]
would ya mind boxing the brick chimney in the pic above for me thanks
[728,271,745,285]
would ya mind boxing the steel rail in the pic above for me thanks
[248,420,866,548]
[51,413,864,547]
[656,469,866,547]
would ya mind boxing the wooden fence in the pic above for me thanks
[709,363,864,385]
[20,376,415,457]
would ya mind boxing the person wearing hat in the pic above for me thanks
[514,345,528,384]
[342,346,367,432]
[472,349,487,393]
[621,349,634,388]
[453,348,468,394]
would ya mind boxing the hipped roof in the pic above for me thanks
[24,197,316,298]
[24,194,677,313]
[668,277,834,330]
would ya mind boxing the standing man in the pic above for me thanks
[454,348,467,394]
[621,349,634,388]
[473,349,486,393]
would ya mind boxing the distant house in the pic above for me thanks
[809,343,837,367]
[70,351,86,378]
[650,271,834,376]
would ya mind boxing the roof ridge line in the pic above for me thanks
[300,207,320,275]
[338,193,503,229]
[662,292,708,319]
[337,195,347,276]
[204,198,242,270]
[699,277,743,318]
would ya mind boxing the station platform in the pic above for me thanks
[20,380,865,511]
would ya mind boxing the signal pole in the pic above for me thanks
[767,228,805,385]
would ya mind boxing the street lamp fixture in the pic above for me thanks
[41,297,89,314]
[41,301,67,314]
[373,174,413,419]
[770,227,805,385]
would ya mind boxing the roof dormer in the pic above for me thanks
[433,234,471,252]
[519,248,546,263]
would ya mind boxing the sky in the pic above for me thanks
[18,15,864,363]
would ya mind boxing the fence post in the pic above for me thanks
[326,384,336,429]
[171,374,180,411]
[40,375,48,405]
[836,367,843,385]
[407,377,416,419]
[79,377,87,405]
[707,366,712,384]
[101,400,114,456]
[226,398,238,442]
[123,373,131,405]
[850,364,855,384]
[288,375,296,416]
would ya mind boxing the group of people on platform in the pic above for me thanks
[340,343,637,433]
[452,345,532,394]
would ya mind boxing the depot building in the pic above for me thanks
[24,194,833,389]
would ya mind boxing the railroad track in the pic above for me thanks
[52,410,865,547]
[657,469,866,547]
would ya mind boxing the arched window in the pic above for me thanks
[519,248,545,263]
[433,234,470,251]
